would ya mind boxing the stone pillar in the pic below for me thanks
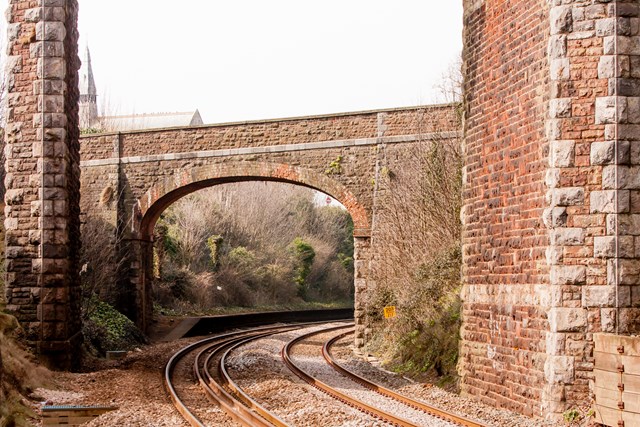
[4,0,81,369]
[126,236,153,331]
[541,0,640,417]
[353,235,371,348]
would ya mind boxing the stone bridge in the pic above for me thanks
[78,106,458,334]
[6,0,640,422]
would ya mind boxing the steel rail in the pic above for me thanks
[166,320,351,426]
[323,329,487,427]
[195,331,284,427]
[165,324,304,426]
[211,334,292,426]
[282,324,420,427]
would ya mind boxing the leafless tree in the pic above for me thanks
[366,58,464,378]
[155,181,354,311]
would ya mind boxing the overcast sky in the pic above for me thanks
[1,2,463,124]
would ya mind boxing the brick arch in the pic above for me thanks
[127,161,372,330]
[133,161,371,240]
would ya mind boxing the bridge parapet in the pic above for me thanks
[80,105,458,161]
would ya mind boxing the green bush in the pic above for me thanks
[228,246,255,267]
[206,235,223,270]
[83,301,146,355]
[368,246,462,381]
[289,237,315,301]
[395,296,461,377]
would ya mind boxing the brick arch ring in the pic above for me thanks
[132,161,372,241]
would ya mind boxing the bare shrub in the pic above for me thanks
[154,181,354,313]
[367,65,463,381]
[79,215,127,317]
[79,212,147,355]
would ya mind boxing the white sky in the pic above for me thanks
[76,1,463,124]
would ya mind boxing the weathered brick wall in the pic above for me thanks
[79,105,459,334]
[3,0,82,369]
[462,0,640,420]
[460,0,550,416]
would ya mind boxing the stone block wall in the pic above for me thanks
[4,0,82,368]
[541,0,640,416]
[599,0,640,334]
[542,0,613,414]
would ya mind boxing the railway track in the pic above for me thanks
[283,326,486,427]
[166,320,488,427]
[165,324,300,426]
[322,329,486,427]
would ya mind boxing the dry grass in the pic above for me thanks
[0,313,51,427]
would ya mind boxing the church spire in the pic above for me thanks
[79,45,97,97]
[79,45,99,130]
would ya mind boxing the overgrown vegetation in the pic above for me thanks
[367,61,464,384]
[79,210,146,355]
[368,118,463,383]
[153,182,354,314]
[82,300,146,355]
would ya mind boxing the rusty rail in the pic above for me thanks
[282,324,420,426]
[168,320,486,427]
[165,324,296,426]
[165,320,350,426]
[195,330,287,427]
[213,334,292,426]
[323,329,487,427]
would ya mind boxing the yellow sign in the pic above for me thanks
[383,306,396,319]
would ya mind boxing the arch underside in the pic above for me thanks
[134,162,372,241]
[123,161,373,332]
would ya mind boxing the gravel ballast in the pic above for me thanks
[36,323,575,426]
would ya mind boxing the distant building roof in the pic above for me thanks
[78,45,204,132]
[100,110,204,131]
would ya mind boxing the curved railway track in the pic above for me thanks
[282,326,486,427]
[165,320,488,427]
[165,324,300,426]
[322,329,486,427]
